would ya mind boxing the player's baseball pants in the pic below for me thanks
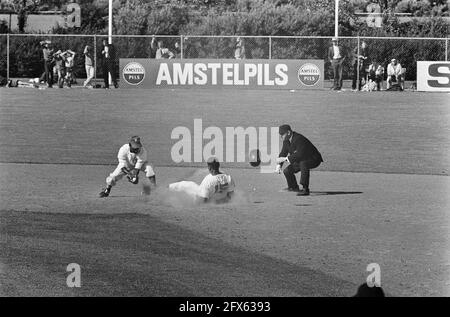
[106,162,155,186]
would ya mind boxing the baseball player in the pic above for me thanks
[99,136,156,198]
[169,157,235,204]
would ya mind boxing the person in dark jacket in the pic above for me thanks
[276,124,323,196]
[101,39,118,89]
[327,38,346,90]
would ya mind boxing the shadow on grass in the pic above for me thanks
[310,191,363,196]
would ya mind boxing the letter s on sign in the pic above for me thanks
[428,64,450,88]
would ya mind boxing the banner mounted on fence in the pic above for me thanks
[417,61,450,92]
[119,59,324,90]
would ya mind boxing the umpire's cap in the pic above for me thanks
[279,124,292,135]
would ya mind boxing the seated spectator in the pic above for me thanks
[367,60,384,91]
[386,58,402,90]
[151,36,175,59]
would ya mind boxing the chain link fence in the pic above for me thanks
[0,34,448,85]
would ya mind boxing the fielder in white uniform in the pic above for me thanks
[169,158,235,204]
[99,136,156,197]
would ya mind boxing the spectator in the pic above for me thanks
[173,38,199,59]
[375,63,385,91]
[367,60,384,91]
[62,50,75,88]
[53,50,66,88]
[352,40,368,91]
[41,40,54,88]
[101,39,118,89]
[386,58,402,90]
[174,41,182,58]
[151,36,175,59]
[183,37,199,59]
[83,45,94,88]
[234,37,246,59]
[327,38,346,90]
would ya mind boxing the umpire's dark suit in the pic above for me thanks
[279,132,323,190]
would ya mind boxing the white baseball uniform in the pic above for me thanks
[169,172,235,203]
[106,144,155,186]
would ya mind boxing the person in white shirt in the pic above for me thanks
[83,45,94,88]
[99,136,156,197]
[151,36,175,59]
[386,58,402,89]
[327,38,346,90]
[169,157,235,204]
[234,37,246,60]
[61,50,75,88]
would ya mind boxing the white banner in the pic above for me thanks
[417,61,450,92]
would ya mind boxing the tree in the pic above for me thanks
[6,0,41,33]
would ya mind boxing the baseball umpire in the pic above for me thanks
[276,124,323,196]
[99,136,156,197]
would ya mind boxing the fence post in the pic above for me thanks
[6,33,9,81]
[269,36,272,59]
[180,34,184,59]
[94,35,97,84]
[356,36,360,91]
[446,38,448,62]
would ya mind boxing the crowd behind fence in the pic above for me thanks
[0,34,449,84]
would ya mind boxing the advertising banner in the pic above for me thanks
[417,61,450,92]
[119,59,324,90]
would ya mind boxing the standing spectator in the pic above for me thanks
[327,38,346,90]
[386,58,403,90]
[41,40,54,88]
[183,37,199,59]
[101,39,118,89]
[151,36,175,59]
[53,50,66,88]
[352,41,368,91]
[62,50,76,88]
[83,45,94,88]
[234,37,246,60]
[375,63,385,91]
[174,41,182,58]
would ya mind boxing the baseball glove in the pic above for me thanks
[122,167,139,184]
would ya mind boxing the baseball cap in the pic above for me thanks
[207,157,220,169]
[332,37,338,42]
[279,124,292,135]
[129,136,142,148]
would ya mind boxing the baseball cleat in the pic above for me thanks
[99,188,110,198]
[296,188,310,196]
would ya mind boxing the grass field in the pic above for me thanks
[0,87,449,297]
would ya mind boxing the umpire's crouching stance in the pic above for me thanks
[276,124,323,196]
